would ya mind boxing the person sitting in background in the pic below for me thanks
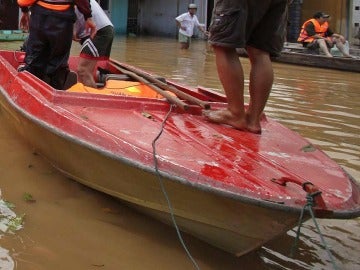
[297,11,352,57]
[73,0,114,88]
[175,3,208,49]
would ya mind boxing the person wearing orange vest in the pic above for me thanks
[297,11,352,58]
[17,0,96,90]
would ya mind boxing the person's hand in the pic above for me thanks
[204,31,210,37]
[20,12,30,31]
[339,35,346,43]
[327,40,334,47]
[85,17,97,39]
[72,32,81,42]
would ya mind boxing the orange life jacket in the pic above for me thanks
[17,0,37,7]
[17,0,73,11]
[297,19,329,43]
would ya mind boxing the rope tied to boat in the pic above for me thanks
[290,189,339,270]
[152,104,200,270]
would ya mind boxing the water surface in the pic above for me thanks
[0,36,359,270]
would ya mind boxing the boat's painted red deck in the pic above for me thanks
[0,50,359,216]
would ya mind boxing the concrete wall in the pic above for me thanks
[138,0,208,37]
[351,0,360,44]
[139,0,178,36]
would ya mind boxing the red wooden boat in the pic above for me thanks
[0,50,359,256]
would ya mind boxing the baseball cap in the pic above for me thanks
[188,3,197,9]
[313,12,330,19]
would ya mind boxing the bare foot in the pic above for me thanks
[245,113,262,134]
[203,109,248,130]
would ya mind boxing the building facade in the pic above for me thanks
[3,1,359,45]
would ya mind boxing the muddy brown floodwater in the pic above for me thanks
[1,36,359,270]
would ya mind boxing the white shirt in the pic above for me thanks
[74,0,113,39]
[175,12,201,37]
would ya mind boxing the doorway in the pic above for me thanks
[127,0,139,35]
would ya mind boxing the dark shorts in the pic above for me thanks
[80,25,114,60]
[208,0,288,56]
[304,39,334,50]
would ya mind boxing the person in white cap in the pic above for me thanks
[175,3,208,49]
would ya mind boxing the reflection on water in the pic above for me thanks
[0,246,14,270]
[0,196,21,270]
[0,36,359,270]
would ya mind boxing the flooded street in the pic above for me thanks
[1,36,359,269]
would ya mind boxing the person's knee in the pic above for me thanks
[247,46,269,58]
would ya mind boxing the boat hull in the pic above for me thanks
[0,94,299,256]
[273,51,360,73]
[236,47,360,72]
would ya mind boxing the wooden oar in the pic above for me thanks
[111,60,211,110]
[113,64,189,111]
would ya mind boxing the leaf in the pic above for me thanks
[23,193,36,203]
[301,144,316,153]
[142,112,152,119]
[7,214,25,232]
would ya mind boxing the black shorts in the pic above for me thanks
[80,25,114,60]
[208,0,288,56]
[304,39,334,50]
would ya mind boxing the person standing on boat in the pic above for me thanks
[297,12,352,58]
[175,3,208,49]
[17,0,96,90]
[203,0,289,134]
[73,0,114,88]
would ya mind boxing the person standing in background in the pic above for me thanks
[73,0,114,88]
[204,0,289,134]
[175,3,208,49]
[17,0,96,90]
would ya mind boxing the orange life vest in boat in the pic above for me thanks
[67,80,177,99]
[297,19,329,43]
[18,0,73,11]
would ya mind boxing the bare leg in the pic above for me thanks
[317,39,332,57]
[246,46,273,133]
[180,42,190,49]
[77,58,98,88]
[333,39,352,57]
[203,46,247,130]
